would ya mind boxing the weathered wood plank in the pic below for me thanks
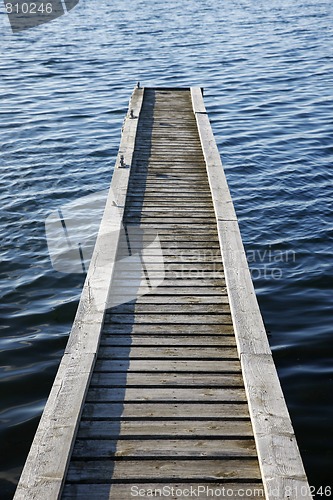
[71,438,258,459]
[126,215,217,222]
[104,313,233,325]
[242,353,312,498]
[99,334,236,347]
[110,277,226,285]
[126,257,223,266]
[85,387,247,403]
[111,272,225,281]
[94,359,241,373]
[126,202,214,209]
[82,402,250,419]
[97,346,238,360]
[126,192,212,198]
[117,234,220,242]
[76,419,255,439]
[107,302,230,314]
[215,222,271,356]
[114,295,229,304]
[106,292,226,304]
[66,458,262,482]
[90,372,243,387]
[191,87,207,114]
[112,262,224,271]
[102,323,234,335]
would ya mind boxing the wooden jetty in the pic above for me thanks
[14,87,311,499]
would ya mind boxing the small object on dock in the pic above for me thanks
[136,81,140,88]
[130,109,134,119]
[119,154,126,168]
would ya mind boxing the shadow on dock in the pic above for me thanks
[64,91,158,498]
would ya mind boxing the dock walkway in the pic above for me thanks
[14,88,310,500]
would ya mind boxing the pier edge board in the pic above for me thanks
[190,86,311,499]
[13,87,144,500]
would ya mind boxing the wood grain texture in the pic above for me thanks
[99,334,236,346]
[242,354,312,499]
[85,387,247,403]
[76,419,255,439]
[82,402,251,419]
[97,345,238,359]
[90,371,243,387]
[94,359,241,373]
[66,458,262,482]
[71,438,258,459]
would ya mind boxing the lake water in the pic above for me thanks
[1,0,333,497]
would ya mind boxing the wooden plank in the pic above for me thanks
[76,420,255,439]
[82,402,250,419]
[118,251,221,261]
[117,233,220,242]
[107,286,229,295]
[126,199,213,206]
[94,360,241,373]
[122,225,218,232]
[120,295,230,304]
[128,181,210,186]
[213,220,271,355]
[99,334,236,346]
[62,483,265,500]
[111,272,225,281]
[242,354,312,499]
[130,170,206,176]
[71,438,258,459]
[13,87,145,500]
[101,323,234,335]
[104,313,233,325]
[85,387,247,403]
[126,192,212,198]
[97,346,238,360]
[191,87,207,114]
[66,458,262,482]
[131,256,223,263]
[125,214,217,221]
[107,302,230,314]
[110,292,231,306]
[192,113,237,223]
[90,372,243,387]
[127,195,211,201]
[112,262,224,271]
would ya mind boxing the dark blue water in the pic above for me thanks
[1,0,333,497]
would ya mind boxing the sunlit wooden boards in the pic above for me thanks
[62,89,264,499]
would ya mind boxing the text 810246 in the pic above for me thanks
[5,2,53,14]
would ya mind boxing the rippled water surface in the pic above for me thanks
[1,0,333,497]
